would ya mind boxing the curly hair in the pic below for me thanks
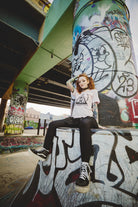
[76,73,95,93]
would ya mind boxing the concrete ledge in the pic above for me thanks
[0,136,44,154]
[9,127,138,207]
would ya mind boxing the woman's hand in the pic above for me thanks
[66,76,78,92]
[98,124,107,129]
[66,76,78,84]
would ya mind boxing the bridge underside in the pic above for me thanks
[0,0,73,108]
[28,58,71,108]
[0,21,40,97]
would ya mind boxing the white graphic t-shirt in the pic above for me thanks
[71,89,100,118]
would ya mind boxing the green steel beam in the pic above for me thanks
[16,0,74,84]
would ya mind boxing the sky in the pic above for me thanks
[1,0,138,116]
[48,0,54,3]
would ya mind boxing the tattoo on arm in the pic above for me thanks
[66,76,78,92]
[92,103,99,123]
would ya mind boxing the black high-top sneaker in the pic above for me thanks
[75,162,91,193]
[30,147,50,159]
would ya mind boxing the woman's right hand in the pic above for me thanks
[66,76,78,92]
[98,124,107,129]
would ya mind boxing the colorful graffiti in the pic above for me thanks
[24,120,38,129]
[72,0,138,127]
[5,81,29,134]
[10,128,138,207]
[126,93,138,128]
[0,136,43,153]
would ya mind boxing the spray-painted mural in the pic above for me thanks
[72,0,138,127]
[5,81,29,134]
[72,27,137,97]
[0,136,43,153]
[10,129,138,207]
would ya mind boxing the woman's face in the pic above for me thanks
[78,76,89,89]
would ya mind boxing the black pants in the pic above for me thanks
[43,116,98,162]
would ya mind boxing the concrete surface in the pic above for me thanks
[0,129,45,137]
[0,148,44,207]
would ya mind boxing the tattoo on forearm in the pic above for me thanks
[93,103,99,123]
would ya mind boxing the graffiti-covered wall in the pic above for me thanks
[72,0,138,127]
[5,81,29,134]
[10,128,138,207]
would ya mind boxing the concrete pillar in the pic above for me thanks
[0,98,8,132]
[72,0,138,127]
[4,80,29,135]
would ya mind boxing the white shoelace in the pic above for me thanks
[37,148,49,153]
[79,162,90,180]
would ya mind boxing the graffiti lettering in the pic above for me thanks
[72,26,138,98]
[115,72,134,96]
[11,129,138,207]
[114,31,129,50]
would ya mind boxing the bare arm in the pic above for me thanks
[93,103,99,123]
[93,103,106,129]
[66,76,78,92]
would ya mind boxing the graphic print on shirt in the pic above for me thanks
[75,94,89,104]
